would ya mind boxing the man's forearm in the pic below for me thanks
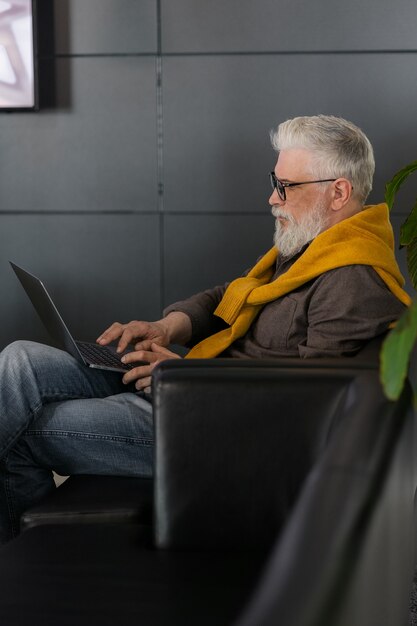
[158,311,192,346]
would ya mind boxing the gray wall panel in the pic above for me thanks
[0,57,158,213]
[0,214,161,349]
[161,0,417,53]
[41,0,158,55]
[163,54,417,214]
[0,0,415,348]
[162,55,280,215]
[163,214,273,306]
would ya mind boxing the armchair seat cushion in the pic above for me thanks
[20,475,153,531]
[0,522,268,626]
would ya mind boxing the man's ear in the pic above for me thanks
[331,178,352,210]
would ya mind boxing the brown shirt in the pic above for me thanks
[164,250,406,358]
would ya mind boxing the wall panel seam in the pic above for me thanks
[0,211,409,217]
[37,51,417,61]
[159,49,417,57]
[156,0,165,312]
[38,53,157,59]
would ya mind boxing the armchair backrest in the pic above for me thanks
[152,359,392,551]
[235,372,414,626]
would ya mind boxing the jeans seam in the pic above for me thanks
[41,390,105,402]
[23,431,153,446]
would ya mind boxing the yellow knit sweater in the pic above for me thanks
[185,203,411,359]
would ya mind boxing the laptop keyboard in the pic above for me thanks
[77,341,134,370]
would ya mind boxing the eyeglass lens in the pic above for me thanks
[269,172,285,201]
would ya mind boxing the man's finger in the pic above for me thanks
[116,328,137,353]
[135,377,152,391]
[121,349,154,365]
[97,322,124,345]
[134,339,154,352]
[122,363,153,385]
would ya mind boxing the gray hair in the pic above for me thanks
[270,115,375,203]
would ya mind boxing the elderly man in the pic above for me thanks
[0,115,410,543]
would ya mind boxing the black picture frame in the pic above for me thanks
[0,0,38,112]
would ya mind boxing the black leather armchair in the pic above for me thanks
[0,355,414,626]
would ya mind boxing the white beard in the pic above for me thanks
[273,200,330,258]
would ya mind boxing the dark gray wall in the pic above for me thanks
[1,0,416,349]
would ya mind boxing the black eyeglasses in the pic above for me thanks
[269,171,337,202]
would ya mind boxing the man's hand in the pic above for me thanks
[96,313,191,391]
[120,343,181,391]
[97,312,192,354]
[97,320,171,354]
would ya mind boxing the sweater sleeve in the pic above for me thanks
[163,284,229,346]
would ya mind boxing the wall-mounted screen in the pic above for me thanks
[0,0,37,110]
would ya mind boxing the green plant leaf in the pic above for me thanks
[380,301,417,399]
[400,197,417,247]
[384,160,417,210]
[406,239,417,291]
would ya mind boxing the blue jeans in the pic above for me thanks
[0,340,154,543]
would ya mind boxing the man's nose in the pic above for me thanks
[269,188,283,207]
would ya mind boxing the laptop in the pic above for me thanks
[10,261,146,373]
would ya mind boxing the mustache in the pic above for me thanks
[271,206,297,224]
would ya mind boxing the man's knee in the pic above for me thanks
[1,340,44,367]
[0,341,58,385]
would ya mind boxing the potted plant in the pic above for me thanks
[380,160,417,400]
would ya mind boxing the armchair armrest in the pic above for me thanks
[237,376,415,626]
